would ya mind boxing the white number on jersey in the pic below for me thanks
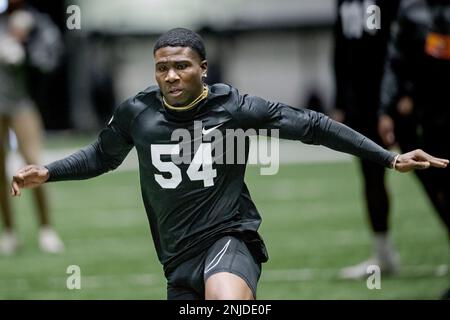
[186,143,217,187]
[151,144,182,189]
[151,143,217,189]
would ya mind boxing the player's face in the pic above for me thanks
[154,46,207,107]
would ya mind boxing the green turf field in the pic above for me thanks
[0,157,448,299]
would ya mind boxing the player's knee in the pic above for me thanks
[207,285,253,300]
[205,272,254,300]
[206,288,253,300]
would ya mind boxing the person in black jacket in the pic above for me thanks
[378,0,450,297]
[378,0,450,236]
[333,0,403,279]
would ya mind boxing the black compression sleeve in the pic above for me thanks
[45,141,110,182]
[44,97,139,182]
[278,106,396,168]
[317,114,396,167]
[234,94,396,168]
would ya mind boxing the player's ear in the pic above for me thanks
[201,60,208,79]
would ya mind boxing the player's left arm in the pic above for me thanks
[235,95,448,172]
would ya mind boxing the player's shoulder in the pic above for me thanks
[211,83,267,104]
[208,83,234,97]
[209,84,271,125]
[207,82,241,108]
[115,85,160,119]
[132,85,161,108]
[214,83,267,113]
[108,86,159,129]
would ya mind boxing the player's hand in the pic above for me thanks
[394,149,449,172]
[378,114,396,147]
[330,109,345,123]
[11,165,49,197]
[397,96,414,116]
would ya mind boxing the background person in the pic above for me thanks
[333,0,403,279]
[378,0,450,236]
[0,0,64,254]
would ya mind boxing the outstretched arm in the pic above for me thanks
[11,135,132,197]
[11,99,138,196]
[234,95,448,171]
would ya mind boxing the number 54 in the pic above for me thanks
[151,143,217,189]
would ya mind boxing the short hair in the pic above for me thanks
[153,28,206,61]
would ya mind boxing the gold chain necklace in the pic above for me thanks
[163,85,209,111]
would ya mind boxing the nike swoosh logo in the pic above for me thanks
[202,124,222,135]
[204,239,231,274]
[108,115,114,125]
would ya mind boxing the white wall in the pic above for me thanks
[73,0,334,33]
[112,29,335,112]
[223,30,334,109]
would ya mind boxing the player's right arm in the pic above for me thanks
[11,98,138,197]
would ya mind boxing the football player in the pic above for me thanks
[10,28,448,299]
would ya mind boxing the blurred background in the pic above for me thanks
[12,0,335,131]
[0,0,448,299]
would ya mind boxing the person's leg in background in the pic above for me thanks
[395,113,449,237]
[0,115,20,254]
[422,120,450,300]
[395,110,449,299]
[413,169,450,235]
[339,158,400,279]
[10,107,64,253]
[339,120,400,279]
[419,121,450,237]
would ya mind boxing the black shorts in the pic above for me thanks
[166,235,262,300]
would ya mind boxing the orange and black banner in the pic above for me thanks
[425,32,450,60]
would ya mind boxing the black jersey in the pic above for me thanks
[45,83,396,272]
